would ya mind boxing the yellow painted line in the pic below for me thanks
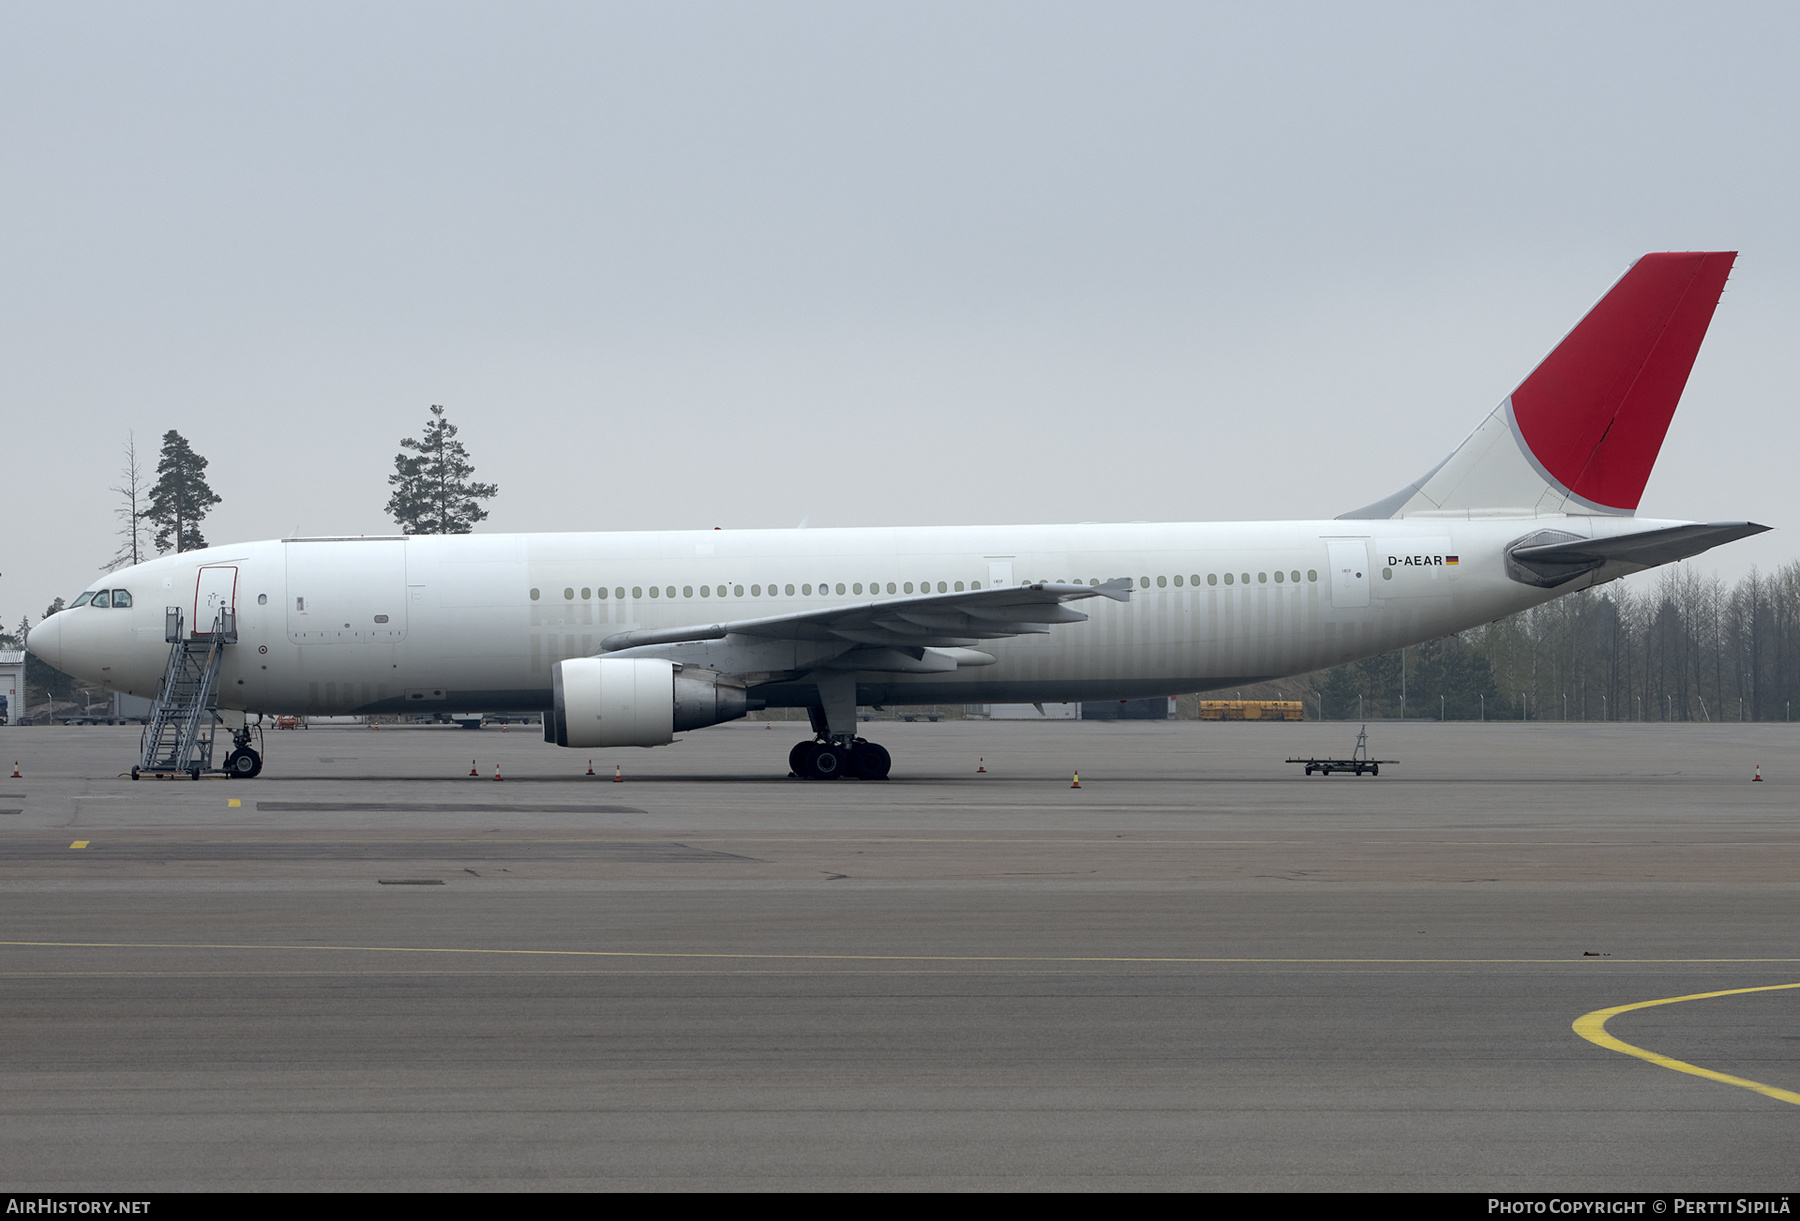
[1573,982,1800,1106]
[228,799,240,807]
[69,841,88,849]
[5,939,1800,966]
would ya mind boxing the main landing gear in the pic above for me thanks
[789,737,891,781]
[789,675,890,780]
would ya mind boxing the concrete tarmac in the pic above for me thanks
[1,718,1796,1190]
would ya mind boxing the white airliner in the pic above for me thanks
[29,252,1766,780]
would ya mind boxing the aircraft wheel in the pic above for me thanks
[851,742,891,781]
[226,748,263,779]
[1370,763,1379,777]
[804,742,848,780]
[789,740,815,777]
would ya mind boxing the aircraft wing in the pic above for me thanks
[598,578,1132,653]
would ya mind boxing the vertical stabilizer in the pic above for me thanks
[1342,252,1736,519]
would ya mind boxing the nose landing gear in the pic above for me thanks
[223,724,263,779]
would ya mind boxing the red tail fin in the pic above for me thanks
[1510,251,1735,513]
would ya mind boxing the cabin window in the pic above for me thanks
[564,588,574,600]
[581,587,591,599]
[1173,575,1183,587]
[1207,574,1217,586]
[1138,577,1148,588]
[1223,573,1233,585]
[663,587,673,598]
[257,593,267,605]
[1291,571,1301,583]
[1241,573,1250,585]
[937,581,947,593]
[530,589,540,601]
[1258,572,1267,584]
[631,587,642,599]
[954,581,964,592]
[598,587,608,600]
[970,581,981,590]
[700,586,710,597]
[903,582,914,594]
[1307,570,1318,582]
[1273,570,1284,583]
[783,584,794,596]
[836,583,846,594]
[683,586,693,598]
[734,585,744,597]
[802,584,812,596]
[1156,576,1167,588]
[648,586,659,598]
[1383,567,1393,580]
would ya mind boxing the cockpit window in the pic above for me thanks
[71,592,96,608]
[89,591,111,608]
[111,590,132,608]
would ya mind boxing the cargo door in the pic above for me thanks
[1327,540,1370,610]
[286,539,409,644]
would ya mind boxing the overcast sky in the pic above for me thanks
[4,2,1796,625]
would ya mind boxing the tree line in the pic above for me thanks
[1308,562,1800,722]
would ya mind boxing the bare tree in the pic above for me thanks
[102,432,152,571]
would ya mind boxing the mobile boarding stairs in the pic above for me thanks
[135,607,262,779]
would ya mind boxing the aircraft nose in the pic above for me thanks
[26,615,61,670]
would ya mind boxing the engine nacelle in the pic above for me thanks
[546,657,748,748]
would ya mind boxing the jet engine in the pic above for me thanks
[546,657,748,748]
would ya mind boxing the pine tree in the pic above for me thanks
[147,430,222,553]
[386,405,498,534]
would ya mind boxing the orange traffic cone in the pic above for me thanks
[469,759,479,777]
[9,762,18,778]
[1070,772,1081,789]
[586,759,595,776]
[612,763,623,783]
[493,763,503,782]
[1754,765,1763,782]
[977,757,986,773]
[501,722,509,733]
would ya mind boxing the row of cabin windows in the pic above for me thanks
[72,589,133,608]
[1146,570,1319,587]
[533,580,984,601]
[527,569,1323,602]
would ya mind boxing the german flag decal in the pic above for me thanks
[1446,555,1460,565]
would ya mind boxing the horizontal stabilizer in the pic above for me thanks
[1506,521,1769,587]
